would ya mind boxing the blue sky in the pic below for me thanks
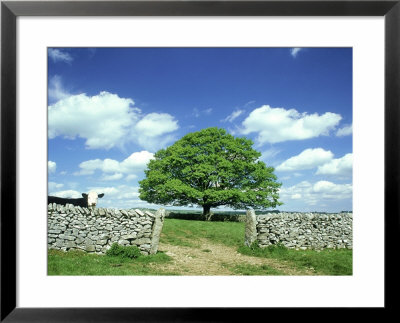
[48,47,352,212]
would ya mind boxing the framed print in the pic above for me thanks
[1,0,399,321]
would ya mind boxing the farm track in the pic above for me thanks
[154,238,315,276]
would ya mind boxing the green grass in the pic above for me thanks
[161,218,245,247]
[238,243,352,275]
[48,249,174,275]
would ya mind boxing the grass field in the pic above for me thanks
[48,217,352,276]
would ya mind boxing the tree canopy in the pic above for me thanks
[139,127,282,218]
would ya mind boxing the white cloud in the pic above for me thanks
[134,113,178,138]
[312,181,353,197]
[291,48,302,57]
[48,75,70,103]
[316,153,352,176]
[280,180,352,206]
[101,173,124,181]
[48,91,139,149]
[241,105,342,144]
[49,190,82,198]
[336,124,353,137]
[119,151,155,172]
[48,48,73,64]
[221,109,245,123]
[75,159,104,175]
[87,186,119,196]
[48,161,56,174]
[276,148,334,172]
[290,48,303,58]
[48,91,179,151]
[75,151,154,179]
[48,182,64,191]
[133,113,179,150]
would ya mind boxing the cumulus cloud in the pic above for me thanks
[316,153,352,176]
[49,190,82,198]
[290,48,303,58]
[75,150,154,180]
[48,161,56,174]
[336,124,353,137]
[134,113,178,137]
[119,151,155,172]
[133,113,179,150]
[276,148,334,172]
[48,48,73,64]
[276,149,352,178]
[280,180,352,206]
[48,91,139,149]
[48,91,179,150]
[241,105,342,145]
[221,109,245,123]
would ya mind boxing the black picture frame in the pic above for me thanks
[1,0,398,321]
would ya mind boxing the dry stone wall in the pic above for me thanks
[48,203,165,255]
[245,210,352,250]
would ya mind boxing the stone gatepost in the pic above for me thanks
[150,208,165,254]
[244,209,257,247]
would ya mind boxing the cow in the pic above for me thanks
[48,191,104,208]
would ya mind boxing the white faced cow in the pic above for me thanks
[48,191,104,208]
[83,191,104,208]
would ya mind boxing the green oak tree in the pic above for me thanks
[139,127,282,220]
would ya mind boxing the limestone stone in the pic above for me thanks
[85,245,95,252]
[244,209,257,247]
[132,237,151,245]
[145,211,155,218]
[118,239,130,246]
[75,237,85,244]
[135,209,144,216]
[66,241,76,248]
[122,234,137,240]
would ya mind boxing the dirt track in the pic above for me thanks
[154,239,315,275]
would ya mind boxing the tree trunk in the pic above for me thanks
[202,204,212,221]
